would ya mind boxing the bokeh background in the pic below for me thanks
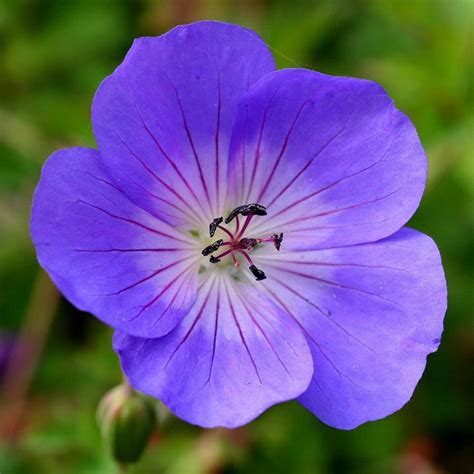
[0,0,472,472]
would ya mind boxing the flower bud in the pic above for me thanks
[97,383,156,464]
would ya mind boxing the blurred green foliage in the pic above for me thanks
[0,0,472,472]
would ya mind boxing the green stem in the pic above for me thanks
[0,270,60,443]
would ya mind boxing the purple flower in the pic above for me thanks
[31,21,447,429]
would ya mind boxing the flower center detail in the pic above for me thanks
[201,203,283,281]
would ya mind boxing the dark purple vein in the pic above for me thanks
[260,258,416,277]
[109,256,193,295]
[235,289,292,377]
[205,280,221,385]
[248,305,299,357]
[269,160,382,220]
[120,80,209,220]
[74,247,193,253]
[164,280,215,369]
[310,376,331,403]
[239,107,249,204]
[256,100,310,203]
[274,212,403,236]
[127,260,198,323]
[173,88,213,213]
[266,124,348,209]
[255,187,403,236]
[76,200,191,245]
[77,169,196,230]
[268,275,373,352]
[245,86,282,203]
[114,132,205,223]
[264,263,403,308]
[224,281,263,384]
[266,157,314,209]
[245,101,271,203]
[129,175,202,226]
[261,284,362,387]
[139,118,211,219]
[149,269,195,329]
[214,75,222,215]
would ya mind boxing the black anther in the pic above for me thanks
[201,239,223,256]
[209,217,223,237]
[241,203,267,217]
[238,238,258,250]
[225,203,267,224]
[272,233,283,251]
[209,255,221,264]
[249,264,266,281]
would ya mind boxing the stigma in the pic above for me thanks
[200,203,283,281]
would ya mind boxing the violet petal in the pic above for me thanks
[254,227,446,429]
[114,279,313,428]
[31,147,199,338]
[92,21,275,225]
[228,69,427,249]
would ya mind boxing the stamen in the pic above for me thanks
[238,238,258,250]
[235,214,241,235]
[240,203,267,217]
[259,233,284,250]
[235,214,253,241]
[238,250,266,281]
[225,203,267,224]
[209,217,223,237]
[217,225,235,240]
[210,247,234,263]
[201,239,223,256]
[231,253,240,268]
[237,249,253,266]
[201,203,278,282]
[272,233,284,251]
[249,264,266,281]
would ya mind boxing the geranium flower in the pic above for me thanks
[31,21,447,429]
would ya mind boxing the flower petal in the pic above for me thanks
[228,69,427,249]
[114,277,313,428]
[31,147,199,338]
[255,227,446,429]
[92,21,275,225]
